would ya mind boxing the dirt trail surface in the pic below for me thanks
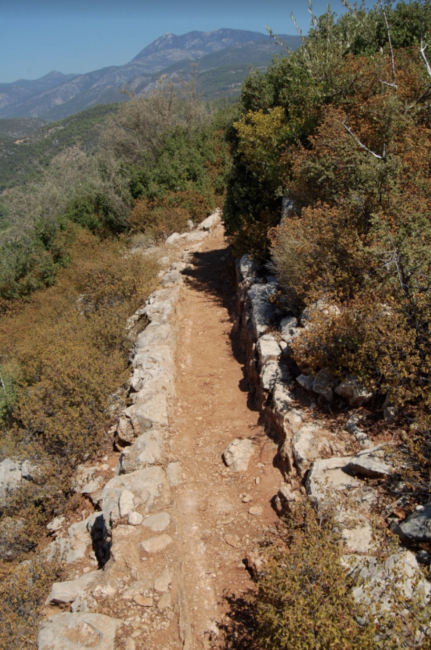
[171,226,280,647]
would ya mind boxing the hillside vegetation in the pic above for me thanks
[225,0,431,426]
[0,77,232,648]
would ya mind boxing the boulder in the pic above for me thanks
[260,360,289,392]
[116,393,168,446]
[142,511,170,532]
[46,571,101,606]
[128,511,143,526]
[238,254,260,283]
[165,232,181,245]
[197,212,221,231]
[273,485,300,515]
[160,270,181,287]
[312,369,338,402]
[292,424,331,476]
[397,503,431,542]
[116,430,165,475]
[38,613,122,650]
[351,551,431,612]
[296,374,315,392]
[140,534,173,553]
[0,458,35,505]
[335,375,373,407]
[345,413,371,447]
[181,231,207,242]
[256,335,281,369]
[142,287,179,325]
[348,446,393,479]
[223,438,254,472]
[272,383,295,414]
[341,520,373,554]
[248,283,277,339]
[279,316,298,349]
[102,466,170,528]
[118,489,135,518]
[306,456,361,504]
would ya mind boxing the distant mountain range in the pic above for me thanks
[0,29,300,122]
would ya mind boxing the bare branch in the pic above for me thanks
[420,39,431,78]
[290,12,302,37]
[380,80,398,89]
[379,0,397,87]
[342,119,386,160]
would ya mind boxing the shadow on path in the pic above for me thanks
[183,245,256,403]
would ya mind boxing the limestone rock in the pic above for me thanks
[335,375,373,407]
[272,383,295,414]
[197,212,221,231]
[118,489,135,518]
[116,394,168,446]
[223,438,254,472]
[46,571,101,606]
[143,511,170,532]
[345,414,371,447]
[140,534,173,553]
[161,270,181,287]
[248,283,277,339]
[351,551,431,612]
[182,230,207,242]
[348,446,393,479]
[81,477,103,495]
[225,533,240,547]
[296,374,315,392]
[398,503,431,542]
[239,254,260,283]
[306,456,360,504]
[102,466,170,528]
[154,567,172,592]
[341,520,373,554]
[47,516,65,534]
[256,335,281,369]
[128,511,143,526]
[260,360,289,392]
[166,461,182,486]
[38,613,122,650]
[279,315,298,340]
[274,485,300,515]
[166,232,181,245]
[0,458,35,505]
[292,424,331,476]
[312,369,338,402]
[116,430,165,475]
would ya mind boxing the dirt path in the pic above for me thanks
[170,226,281,648]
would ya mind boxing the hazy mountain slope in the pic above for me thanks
[0,104,119,190]
[0,117,48,139]
[0,29,300,121]
[0,72,78,112]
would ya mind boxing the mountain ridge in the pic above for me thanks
[0,29,301,121]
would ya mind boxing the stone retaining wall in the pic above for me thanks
[235,253,431,616]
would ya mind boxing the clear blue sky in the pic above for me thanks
[0,0,373,83]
